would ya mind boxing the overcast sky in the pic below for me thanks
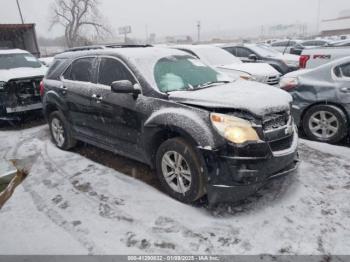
[0,0,349,39]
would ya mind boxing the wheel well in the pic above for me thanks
[300,101,349,130]
[147,127,199,169]
[44,103,59,120]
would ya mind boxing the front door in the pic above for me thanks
[89,56,144,159]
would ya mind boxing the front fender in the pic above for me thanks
[144,107,218,148]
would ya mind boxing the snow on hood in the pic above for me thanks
[218,63,280,77]
[169,80,292,116]
[0,66,47,82]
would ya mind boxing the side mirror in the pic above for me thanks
[248,54,258,61]
[111,80,141,97]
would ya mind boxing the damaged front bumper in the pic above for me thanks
[0,102,43,121]
[0,77,43,121]
[200,126,299,205]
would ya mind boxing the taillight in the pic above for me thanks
[39,80,45,96]
[299,55,310,69]
[279,77,299,91]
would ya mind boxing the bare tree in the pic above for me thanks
[50,0,110,47]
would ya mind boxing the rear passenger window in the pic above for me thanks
[334,63,350,78]
[98,58,136,86]
[63,57,95,82]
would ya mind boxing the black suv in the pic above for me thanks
[42,46,299,205]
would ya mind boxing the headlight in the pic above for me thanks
[279,77,298,91]
[0,81,6,90]
[210,113,260,144]
[219,69,254,81]
[240,74,255,81]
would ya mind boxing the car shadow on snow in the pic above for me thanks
[206,174,298,217]
[72,142,299,217]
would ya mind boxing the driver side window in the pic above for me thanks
[98,57,136,86]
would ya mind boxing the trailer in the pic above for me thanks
[0,24,40,57]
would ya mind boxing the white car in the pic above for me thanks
[174,45,281,85]
[0,49,47,120]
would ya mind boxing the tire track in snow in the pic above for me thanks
[9,128,104,254]
[37,136,191,253]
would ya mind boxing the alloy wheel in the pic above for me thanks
[308,110,339,140]
[161,151,192,195]
[51,117,65,147]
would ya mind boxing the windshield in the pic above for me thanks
[0,53,42,70]
[192,46,242,66]
[154,55,231,93]
[248,45,280,57]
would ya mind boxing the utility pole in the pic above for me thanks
[16,0,24,24]
[317,0,321,34]
[197,21,201,43]
[145,24,149,44]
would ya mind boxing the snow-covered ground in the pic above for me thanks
[0,125,349,255]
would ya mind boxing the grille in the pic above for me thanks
[263,112,289,131]
[266,75,280,85]
[269,134,294,152]
[6,78,42,107]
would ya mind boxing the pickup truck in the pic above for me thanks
[300,46,350,69]
[0,49,47,121]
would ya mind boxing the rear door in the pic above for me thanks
[60,56,97,136]
[89,56,144,159]
[334,62,350,105]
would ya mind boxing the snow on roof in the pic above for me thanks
[0,48,29,55]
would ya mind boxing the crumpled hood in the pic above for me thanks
[218,63,280,77]
[0,66,47,82]
[169,80,292,116]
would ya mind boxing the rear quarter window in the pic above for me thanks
[46,59,67,80]
[63,57,96,82]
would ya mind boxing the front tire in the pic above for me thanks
[49,111,76,150]
[155,138,206,203]
[302,104,348,143]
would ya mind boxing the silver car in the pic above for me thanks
[280,57,350,143]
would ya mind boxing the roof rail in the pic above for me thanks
[64,45,105,52]
[63,44,153,53]
[105,44,153,48]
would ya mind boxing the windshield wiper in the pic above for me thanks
[194,80,231,89]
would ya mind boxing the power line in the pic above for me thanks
[16,0,24,24]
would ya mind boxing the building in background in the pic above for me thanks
[321,10,350,36]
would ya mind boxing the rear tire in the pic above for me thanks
[302,104,348,143]
[155,138,206,203]
[49,111,76,150]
